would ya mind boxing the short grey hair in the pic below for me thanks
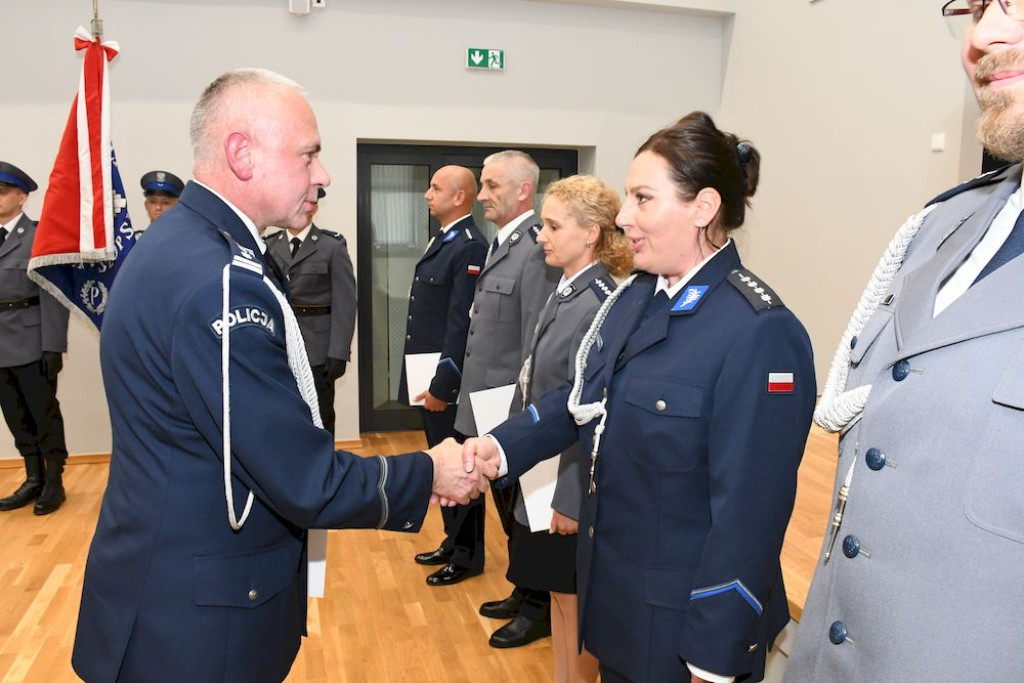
[483,150,540,190]
[190,68,305,165]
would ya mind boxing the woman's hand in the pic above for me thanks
[550,510,579,535]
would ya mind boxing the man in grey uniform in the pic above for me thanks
[265,193,356,436]
[787,3,1024,679]
[0,162,70,515]
[454,150,560,648]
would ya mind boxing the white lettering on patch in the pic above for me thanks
[210,306,277,337]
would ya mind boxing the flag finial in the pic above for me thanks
[91,0,103,40]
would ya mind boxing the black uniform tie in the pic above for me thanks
[0,227,7,248]
[290,237,301,258]
[974,210,1024,284]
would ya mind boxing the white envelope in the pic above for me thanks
[404,352,442,406]
[520,455,562,532]
[469,384,517,434]
[307,528,328,598]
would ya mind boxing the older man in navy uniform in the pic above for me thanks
[0,162,70,516]
[139,170,184,226]
[401,165,487,586]
[71,69,486,683]
[264,192,356,436]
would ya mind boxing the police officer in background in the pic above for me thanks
[0,162,71,515]
[265,189,356,435]
[139,170,184,226]
[401,166,487,586]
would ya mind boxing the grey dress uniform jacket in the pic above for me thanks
[511,264,615,525]
[0,214,69,367]
[265,225,356,366]
[786,164,1024,680]
[454,214,560,436]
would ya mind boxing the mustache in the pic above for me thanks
[974,52,1024,82]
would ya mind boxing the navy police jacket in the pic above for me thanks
[399,215,487,404]
[491,242,815,682]
[72,183,433,683]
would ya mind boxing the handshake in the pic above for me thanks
[426,437,502,506]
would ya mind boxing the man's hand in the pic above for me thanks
[41,352,63,381]
[414,389,448,413]
[325,357,347,382]
[550,510,578,535]
[426,437,495,506]
[462,436,501,477]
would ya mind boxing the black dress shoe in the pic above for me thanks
[479,594,521,619]
[488,615,551,649]
[414,546,453,566]
[425,562,482,586]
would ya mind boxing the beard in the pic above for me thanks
[974,53,1024,162]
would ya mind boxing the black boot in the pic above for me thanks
[34,458,66,516]
[0,455,44,511]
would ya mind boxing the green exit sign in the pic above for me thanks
[466,48,505,71]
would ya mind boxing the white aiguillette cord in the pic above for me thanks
[221,262,322,531]
[566,274,637,493]
[815,205,935,562]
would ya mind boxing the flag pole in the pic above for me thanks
[91,0,103,40]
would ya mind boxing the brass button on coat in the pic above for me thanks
[248,589,259,601]
[655,399,667,412]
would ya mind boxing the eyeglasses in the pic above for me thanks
[942,0,1024,22]
[942,0,1024,37]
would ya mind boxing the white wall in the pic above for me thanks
[0,0,726,457]
[716,0,982,382]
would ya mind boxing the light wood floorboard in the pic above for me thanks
[0,427,837,682]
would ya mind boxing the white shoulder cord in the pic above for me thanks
[813,204,937,434]
[221,265,322,531]
[814,204,936,562]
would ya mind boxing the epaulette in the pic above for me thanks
[265,231,284,244]
[925,163,1016,207]
[461,228,477,242]
[528,222,542,243]
[589,275,616,302]
[728,268,784,312]
[219,230,265,279]
[318,229,342,239]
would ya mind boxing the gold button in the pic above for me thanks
[655,399,667,412]
[248,589,259,601]
[588,526,594,538]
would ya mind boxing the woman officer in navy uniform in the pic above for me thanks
[466,112,816,683]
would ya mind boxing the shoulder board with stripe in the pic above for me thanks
[589,275,616,302]
[925,163,1017,207]
[219,230,265,278]
[318,229,342,239]
[728,268,784,312]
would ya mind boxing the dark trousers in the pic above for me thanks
[310,364,336,436]
[421,404,485,572]
[492,480,550,622]
[0,360,68,464]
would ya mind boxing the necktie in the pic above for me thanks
[486,235,499,263]
[974,210,1024,284]
[290,237,301,258]
[0,227,7,248]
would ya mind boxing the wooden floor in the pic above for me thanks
[0,428,838,682]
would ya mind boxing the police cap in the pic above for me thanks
[0,162,37,193]
[140,170,184,197]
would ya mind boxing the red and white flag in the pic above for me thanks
[767,372,794,394]
[28,27,136,330]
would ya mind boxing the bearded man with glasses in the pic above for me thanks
[785,3,1024,680]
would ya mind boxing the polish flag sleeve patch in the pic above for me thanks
[767,372,794,393]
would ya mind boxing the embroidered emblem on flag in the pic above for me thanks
[467,264,481,275]
[767,372,794,393]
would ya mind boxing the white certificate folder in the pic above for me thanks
[404,353,442,406]
[470,384,560,532]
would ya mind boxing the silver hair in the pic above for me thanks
[190,68,305,165]
[483,150,540,190]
